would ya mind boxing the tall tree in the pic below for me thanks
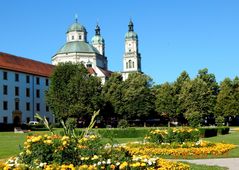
[46,62,102,120]
[155,82,177,126]
[179,78,213,124]
[101,73,124,117]
[215,77,239,118]
[173,71,190,123]
[122,72,155,120]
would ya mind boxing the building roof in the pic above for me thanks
[98,67,112,77]
[56,41,100,55]
[125,31,138,40]
[67,22,86,33]
[0,52,54,77]
[91,35,104,45]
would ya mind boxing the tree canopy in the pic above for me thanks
[46,62,102,120]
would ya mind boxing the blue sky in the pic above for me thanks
[1,0,239,84]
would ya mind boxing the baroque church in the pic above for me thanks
[0,18,142,126]
[52,18,142,82]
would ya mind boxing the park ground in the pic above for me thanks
[0,127,239,170]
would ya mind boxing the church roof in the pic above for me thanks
[67,22,86,33]
[56,41,100,55]
[98,67,112,77]
[91,35,104,44]
[0,52,54,77]
[125,31,138,40]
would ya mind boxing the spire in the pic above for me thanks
[95,23,101,36]
[128,19,134,32]
[75,14,78,23]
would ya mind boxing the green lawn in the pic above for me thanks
[0,132,28,159]
[205,130,239,145]
[189,163,227,170]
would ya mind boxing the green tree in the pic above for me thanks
[155,82,177,126]
[122,72,155,120]
[173,71,190,123]
[101,73,124,118]
[197,68,219,116]
[179,78,213,125]
[215,77,239,119]
[46,62,102,120]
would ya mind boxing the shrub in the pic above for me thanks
[117,119,129,128]
[97,128,151,138]
[217,127,230,135]
[215,116,225,126]
[145,127,200,144]
[185,111,202,127]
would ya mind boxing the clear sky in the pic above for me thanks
[1,0,239,84]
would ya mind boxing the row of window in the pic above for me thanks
[71,35,82,40]
[2,101,49,112]
[3,85,41,98]
[3,72,49,86]
[2,116,50,124]
[126,60,135,69]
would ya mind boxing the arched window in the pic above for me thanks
[79,35,82,40]
[72,36,74,40]
[132,62,134,68]
[129,60,132,68]
[126,62,128,69]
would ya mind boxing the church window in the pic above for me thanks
[36,77,40,85]
[3,71,7,80]
[15,101,19,110]
[3,101,8,110]
[129,60,132,68]
[79,35,82,40]
[72,36,74,40]
[26,75,30,83]
[36,103,40,111]
[26,102,30,111]
[15,73,19,82]
[3,85,7,95]
[126,62,128,69]
[15,86,19,96]
[132,62,135,68]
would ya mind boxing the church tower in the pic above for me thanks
[91,24,105,56]
[122,20,141,80]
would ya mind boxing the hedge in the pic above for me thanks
[199,127,230,138]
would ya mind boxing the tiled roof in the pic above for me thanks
[0,52,54,77]
[0,52,112,78]
[87,67,96,75]
[98,67,112,77]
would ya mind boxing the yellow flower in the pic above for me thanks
[119,162,128,170]
[110,164,116,169]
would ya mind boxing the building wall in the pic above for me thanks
[0,69,53,125]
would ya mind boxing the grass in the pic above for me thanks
[0,132,28,159]
[205,130,239,145]
[189,163,227,170]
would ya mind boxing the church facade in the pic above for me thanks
[52,19,142,82]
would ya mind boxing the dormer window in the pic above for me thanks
[86,63,92,68]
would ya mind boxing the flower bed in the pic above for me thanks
[144,127,200,144]
[1,134,190,170]
[125,141,236,157]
